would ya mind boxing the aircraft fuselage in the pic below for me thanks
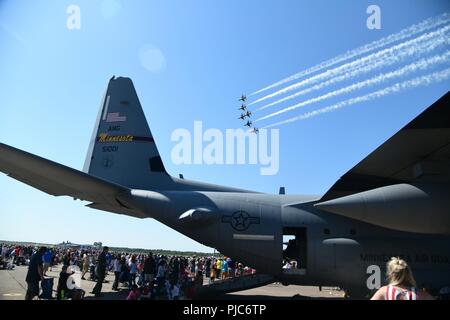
[116,189,450,296]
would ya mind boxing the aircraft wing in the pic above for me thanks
[0,143,146,218]
[320,91,450,201]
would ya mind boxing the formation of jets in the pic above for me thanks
[238,110,252,120]
[237,94,258,134]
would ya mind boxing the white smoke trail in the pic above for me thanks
[249,23,450,106]
[254,51,450,122]
[262,67,450,128]
[250,12,450,96]
[256,33,450,112]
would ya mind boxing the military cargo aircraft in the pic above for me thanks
[0,77,449,298]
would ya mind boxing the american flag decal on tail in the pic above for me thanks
[106,112,127,122]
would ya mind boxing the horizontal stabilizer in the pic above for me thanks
[0,143,130,209]
[86,202,147,219]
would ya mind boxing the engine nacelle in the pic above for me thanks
[314,183,450,234]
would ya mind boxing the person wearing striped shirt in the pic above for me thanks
[371,257,434,300]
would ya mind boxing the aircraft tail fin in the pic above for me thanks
[83,76,173,189]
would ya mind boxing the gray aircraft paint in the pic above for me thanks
[315,183,450,234]
[83,77,251,193]
[1,76,449,297]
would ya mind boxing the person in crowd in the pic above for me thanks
[81,254,89,280]
[106,250,112,271]
[120,256,129,288]
[126,284,140,300]
[10,247,17,265]
[25,246,46,300]
[371,257,434,300]
[179,260,189,285]
[205,257,211,280]
[89,254,96,281]
[166,278,180,300]
[129,256,138,288]
[216,258,222,280]
[137,257,144,286]
[91,246,109,297]
[209,261,216,283]
[221,257,228,280]
[156,259,167,288]
[283,260,292,269]
[56,265,71,300]
[63,249,70,266]
[190,257,196,275]
[112,254,122,291]
[42,249,52,275]
[194,258,199,274]
[236,263,244,277]
[51,252,57,270]
[171,256,180,283]
[1,245,7,260]
[227,257,235,278]
[143,253,156,286]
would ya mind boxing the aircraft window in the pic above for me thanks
[323,228,330,235]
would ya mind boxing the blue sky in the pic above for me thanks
[1,0,449,252]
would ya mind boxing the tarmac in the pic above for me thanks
[0,264,344,300]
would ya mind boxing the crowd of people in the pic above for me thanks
[1,245,34,268]
[3,242,438,300]
[0,243,256,300]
